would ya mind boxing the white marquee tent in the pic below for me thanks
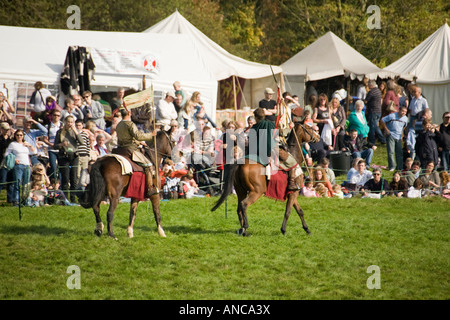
[0,25,218,120]
[281,31,392,103]
[143,10,283,109]
[384,23,450,122]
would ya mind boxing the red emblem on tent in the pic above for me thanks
[143,54,159,73]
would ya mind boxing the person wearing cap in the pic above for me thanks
[259,88,278,123]
[81,90,106,130]
[113,108,159,197]
[155,91,178,131]
[0,122,14,203]
[23,115,48,166]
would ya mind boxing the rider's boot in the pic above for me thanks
[144,166,159,197]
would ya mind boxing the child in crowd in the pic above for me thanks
[314,183,329,198]
[301,177,317,197]
[180,175,206,199]
[407,179,424,198]
[332,184,344,199]
[27,163,50,207]
[47,178,77,206]
[303,110,314,127]
[439,171,450,199]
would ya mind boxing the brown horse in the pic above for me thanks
[79,130,173,239]
[211,123,320,236]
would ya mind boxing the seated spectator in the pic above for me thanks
[361,168,390,198]
[319,157,336,185]
[26,163,50,207]
[418,161,440,195]
[191,91,217,128]
[93,134,110,157]
[301,177,317,197]
[46,178,77,206]
[332,184,344,199]
[180,175,206,199]
[311,166,333,197]
[389,171,409,197]
[347,159,373,191]
[402,157,413,175]
[404,160,422,187]
[439,171,450,199]
[342,129,376,167]
[314,183,329,198]
[305,126,333,164]
[407,179,424,198]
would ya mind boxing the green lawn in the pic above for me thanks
[0,195,448,300]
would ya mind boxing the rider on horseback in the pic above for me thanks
[250,107,301,191]
[114,108,159,197]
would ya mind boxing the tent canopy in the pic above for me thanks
[143,10,282,81]
[0,25,218,118]
[383,23,450,122]
[384,23,450,84]
[281,31,389,81]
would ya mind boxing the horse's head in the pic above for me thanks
[295,123,320,143]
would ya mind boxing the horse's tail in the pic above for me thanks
[79,160,105,209]
[211,164,239,212]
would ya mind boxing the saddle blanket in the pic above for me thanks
[101,154,133,175]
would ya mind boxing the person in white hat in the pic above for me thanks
[259,88,278,123]
[155,91,178,131]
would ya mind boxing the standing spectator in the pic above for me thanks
[177,100,196,132]
[438,112,450,171]
[41,110,62,182]
[54,115,84,203]
[155,91,178,131]
[75,119,92,191]
[258,88,278,124]
[93,134,110,157]
[416,119,439,168]
[4,129,36,206]
[381,80,399,117]
[408,86,428,129]
[61,97,84,122]
[356,77,369,100]
[0,122,14,202]
[81,90,105,130]
[380,105,408,171]
[342,129,377,167]
[312,93,331,136]
[29,81,51,116]
[404,160,422,187]
[23,115,48,166]
[110,87,125,113]
[330,96,346,150]
[365,80,386,145]
[0,92,15,125]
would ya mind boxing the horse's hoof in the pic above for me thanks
[157,225,166,238]
[305,229,312,235]
[281,228,286,235]
[127,227,134,238]
[94,229,102,237]
[108,234,118,240]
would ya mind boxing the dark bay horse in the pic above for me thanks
[80,130,173,239]
[211,124,320,236]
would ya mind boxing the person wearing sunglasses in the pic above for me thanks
[81,91,105,130]
[4,129,36,206]
[361,168,390,198]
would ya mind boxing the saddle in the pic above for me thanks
[111,147,145,173]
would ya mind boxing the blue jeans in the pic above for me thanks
[367,113,386,144]
[48,151,60,182]
[352,148,374,166]
[442,149,450,171]
[0,168,14,202]
[386,134,403,170]
[12,164,30,204]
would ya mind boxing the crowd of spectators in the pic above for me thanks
[0,78,449,207]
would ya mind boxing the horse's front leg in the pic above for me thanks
[150,194,166,237]
[127,199,139,238]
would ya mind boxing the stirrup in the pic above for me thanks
[147,187,159,197]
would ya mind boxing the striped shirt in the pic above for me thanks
[77,131,90,157]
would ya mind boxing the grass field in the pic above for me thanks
[0,194,448,300]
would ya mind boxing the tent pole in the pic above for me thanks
[233,75,237,121]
